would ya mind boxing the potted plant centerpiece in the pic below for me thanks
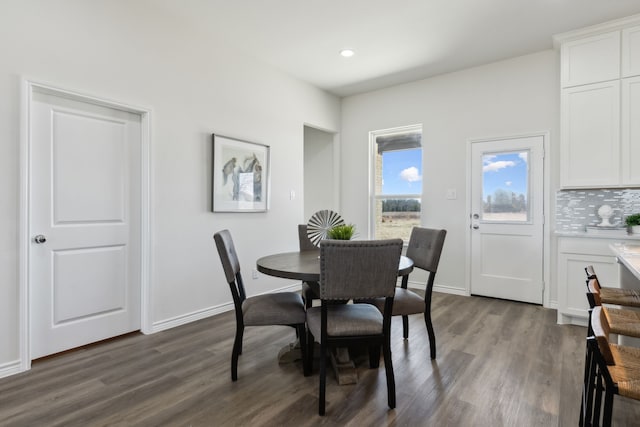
[328,224,356,240]
[626,213,640,234]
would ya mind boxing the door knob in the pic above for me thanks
[34,235,46,244]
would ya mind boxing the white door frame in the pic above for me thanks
[465,131,551,308]
[19,80,152,372]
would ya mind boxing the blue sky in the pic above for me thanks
[482,151,528,199]
[381,149,528,198]
[382,148,422,195]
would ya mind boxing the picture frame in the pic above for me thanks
[212,134,270,212]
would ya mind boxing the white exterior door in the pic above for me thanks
[29,89,142,359]
[470,135,544,304]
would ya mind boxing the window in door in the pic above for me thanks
[370,125,422,241]
[481,150,530,222]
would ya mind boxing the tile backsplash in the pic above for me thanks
[556,189,640,232]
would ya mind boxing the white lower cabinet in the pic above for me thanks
[557,237,620,325]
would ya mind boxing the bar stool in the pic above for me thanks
[585,266,640,308]
[587,278,640,338]
[580,306,640,426]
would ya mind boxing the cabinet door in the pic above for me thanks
[622,76,640,185]
[622,25,640,78]
[561,31,620,87]
[558,253,619,323]
[557,252,619,323]
[561,81,621,188]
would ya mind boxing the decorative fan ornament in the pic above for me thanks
[306,210,345,246]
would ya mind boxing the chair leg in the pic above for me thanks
[581,342,594,427]
[593,368,603,426]
[369,345,381,368]
[307,329,315,374]
[231,325,244,381]
[298,324,311,376]
[580,371,594,426]
[383,338,396,409]
[319,339,327,416]
[602,389,614,427]
[424,310,436,359]
[402,315,409,339]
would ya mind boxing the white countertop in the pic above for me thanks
[610,243,640,281]
[556,231,640,240]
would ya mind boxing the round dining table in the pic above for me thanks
[256,249,414,284]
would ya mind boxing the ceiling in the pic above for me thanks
[154,0,640,97]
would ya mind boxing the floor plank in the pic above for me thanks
[2,293,640,426]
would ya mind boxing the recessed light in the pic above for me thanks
[340,49,355,58]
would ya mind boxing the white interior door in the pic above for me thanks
[29,88,142,359]
[470,135,544,304]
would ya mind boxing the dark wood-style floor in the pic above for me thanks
[2,293,640,426]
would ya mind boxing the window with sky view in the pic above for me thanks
[481,150,529,222]
[373,126,422,241]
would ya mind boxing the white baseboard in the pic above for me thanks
[407,280,469,297]
[0,359,24,379]
[150,283,302,334]
[151,302,235,333]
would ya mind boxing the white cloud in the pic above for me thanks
[519,152,528,162]
[505,181,512,186]
[483,160,516,173]
[400,166,421,182]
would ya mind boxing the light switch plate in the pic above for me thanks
[446,189,457,200]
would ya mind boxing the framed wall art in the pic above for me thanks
[212,134,270,212]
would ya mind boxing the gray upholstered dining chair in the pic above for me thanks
[359,227,446,359]
[306,238,403,416]
[298,223,317,251]
[299,224,319,308]
[214,229,309,381]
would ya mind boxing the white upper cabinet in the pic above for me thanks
[622,25,640,78]
[622,76,640,184]
[561,81,620,188]
[557,16,640,188]
[561,31,620,87]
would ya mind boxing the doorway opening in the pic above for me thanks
[303,125,338,221]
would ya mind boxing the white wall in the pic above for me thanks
[0,1,340,371]
[340,50,560,297]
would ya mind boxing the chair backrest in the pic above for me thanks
[214,229,246,304]
[406,227,446,273]
[298,224,317,251]
[587,278,602,307]
[319,239,403,300]
[585,265,597,280]
[591,306,614,365]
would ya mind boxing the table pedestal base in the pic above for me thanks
[277,341,302,364]
[277,341,358,385]
[330,347,357,385]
